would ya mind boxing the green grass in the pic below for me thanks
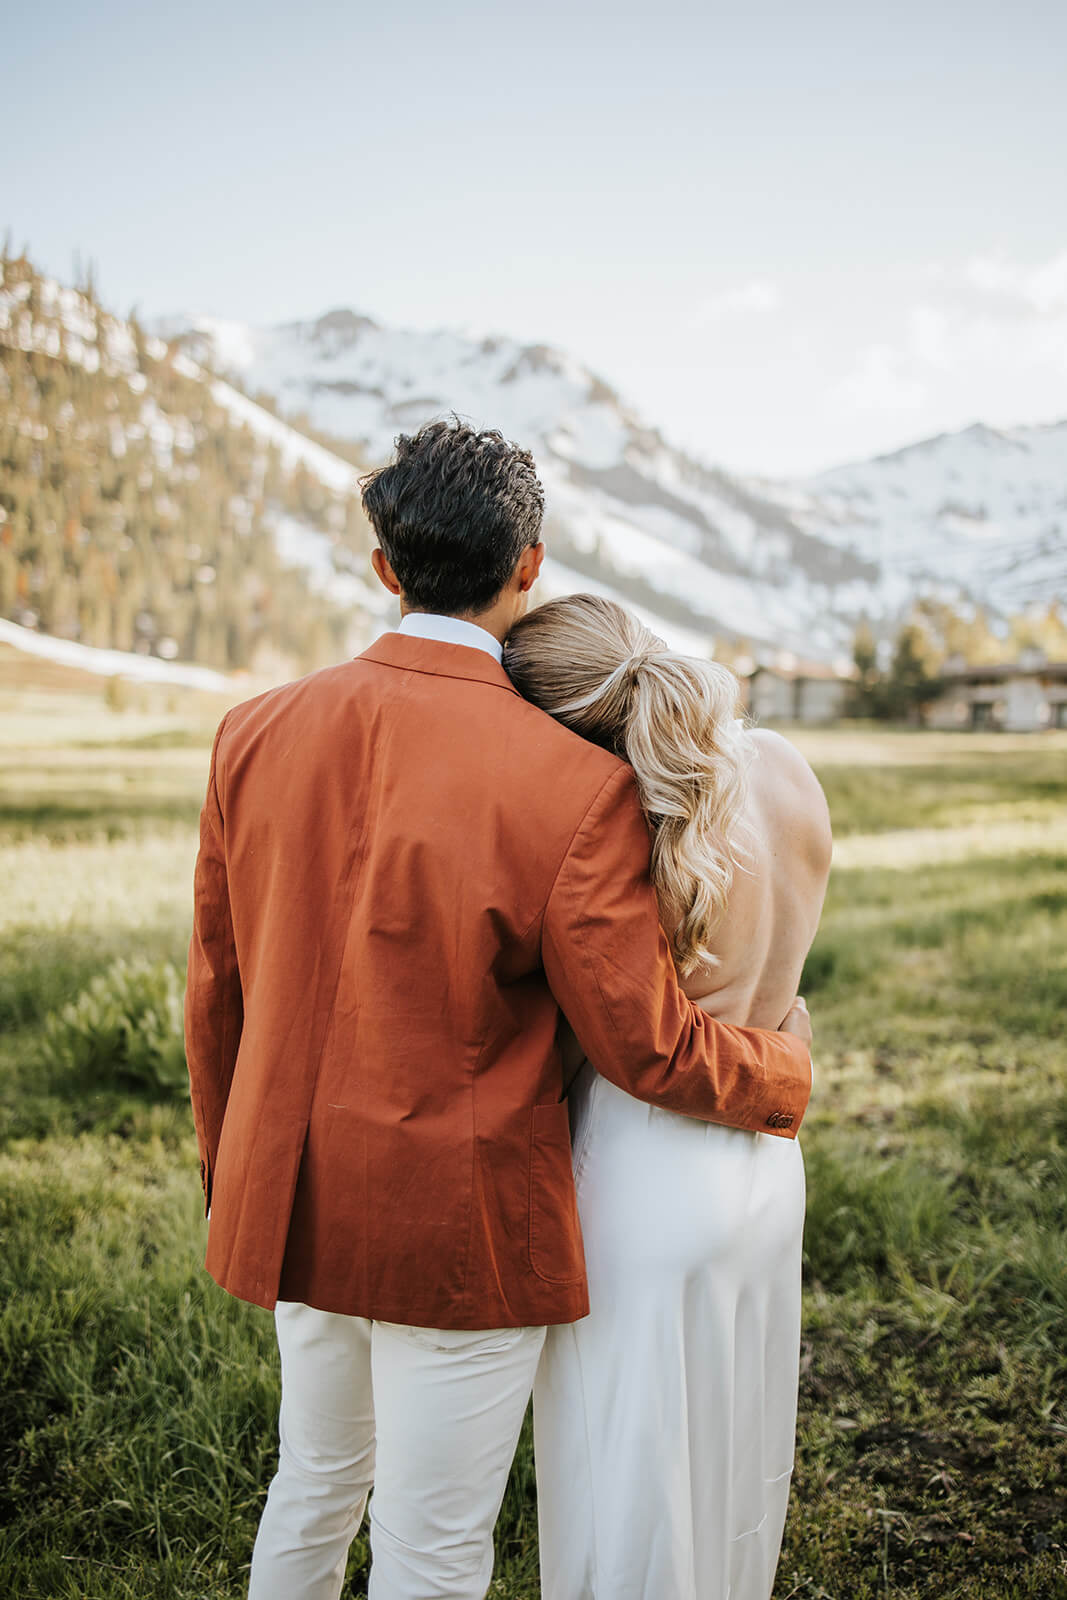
[797,725,1067,836]
[1,711,1065,1598]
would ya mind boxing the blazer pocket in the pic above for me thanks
[529,1102,586,1285]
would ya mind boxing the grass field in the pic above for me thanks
[1,672,1065,1598]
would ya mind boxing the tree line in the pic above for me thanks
[0,252,379,677]
[848,598,1067,721]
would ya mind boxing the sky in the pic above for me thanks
[7,0,1067,476]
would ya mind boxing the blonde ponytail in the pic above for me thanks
[504,594,751,975]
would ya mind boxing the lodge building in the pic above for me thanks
[926,653,1067,732]
[740,654,853,724]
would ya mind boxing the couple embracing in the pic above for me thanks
[185,418,831,1600]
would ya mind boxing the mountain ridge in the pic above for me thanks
[173,303,1064,652]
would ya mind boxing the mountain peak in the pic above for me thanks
[307,307,379,344]
[163,299,1065,652]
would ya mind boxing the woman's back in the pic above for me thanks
[680,727,831,1029]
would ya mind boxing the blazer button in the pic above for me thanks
[765,1110,795,1128]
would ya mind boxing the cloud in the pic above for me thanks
[833,249,1067,426]
[657,249,1067,474]
[835,343,927,413]
[964,251,1067,317]
[909,305,951,369]
[692,280,781,328]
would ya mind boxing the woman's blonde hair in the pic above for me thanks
[504,594,751,975]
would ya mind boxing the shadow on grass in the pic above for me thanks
[0,794,202,844]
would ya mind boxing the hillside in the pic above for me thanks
[0,255,389,680]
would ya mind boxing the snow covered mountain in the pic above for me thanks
[172,307,1066,655]
[170,311,875,659]
[763,421,1067,618]
[6,249,1061,683]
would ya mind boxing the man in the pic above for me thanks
[185,418,813,1600]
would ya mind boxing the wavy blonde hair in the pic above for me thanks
[504,594,751,975]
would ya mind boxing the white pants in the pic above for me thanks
[248,1302,546,1600]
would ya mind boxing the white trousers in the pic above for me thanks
[248,1302,546,1600]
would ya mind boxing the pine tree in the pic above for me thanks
[885,625,940,723]
[847,620,885,716]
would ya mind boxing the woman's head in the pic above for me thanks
[504,595,750,975]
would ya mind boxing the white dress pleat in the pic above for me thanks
[534,1060,805,1600]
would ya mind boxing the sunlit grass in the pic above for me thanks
[832,813,1067,869]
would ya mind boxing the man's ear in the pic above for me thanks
[518,541,546,594]
[371,548,402,596]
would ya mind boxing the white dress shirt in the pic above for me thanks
[396,611,503,664]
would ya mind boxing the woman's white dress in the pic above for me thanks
[533,1057,805,1600]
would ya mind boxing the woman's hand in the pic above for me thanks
[779,995,812,1049]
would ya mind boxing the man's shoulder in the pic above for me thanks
[208,662,358,771]
[219,660,365,728]
[213,657,627,794]
[502,694,628,790]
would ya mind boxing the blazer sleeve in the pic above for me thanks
[542,764,812,1137]
[184,715,243,1213]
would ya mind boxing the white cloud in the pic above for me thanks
[835,343,927,413]
[692,280,782,327]
[964,251,1067,316]
[831,249,1067,445]
[909,305,951,369]
[620,249,1067,474]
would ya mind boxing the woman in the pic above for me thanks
[503,595,832,1600]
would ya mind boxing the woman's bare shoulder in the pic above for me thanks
[745,726,833,872]
[747,724,813,773]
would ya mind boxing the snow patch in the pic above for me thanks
[0,617,236,692]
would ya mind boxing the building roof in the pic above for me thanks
[745,657,853,683]
[939,660,1067,685]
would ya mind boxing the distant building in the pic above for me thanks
[927,651,1067,732]
[740,653,854,724]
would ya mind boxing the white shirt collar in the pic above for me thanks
[396,612,503,664]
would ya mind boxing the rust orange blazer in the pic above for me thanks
[185,632,812,1329]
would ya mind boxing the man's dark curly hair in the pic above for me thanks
[360,417,545,615]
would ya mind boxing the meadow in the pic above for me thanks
[1,659,1065,1599]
